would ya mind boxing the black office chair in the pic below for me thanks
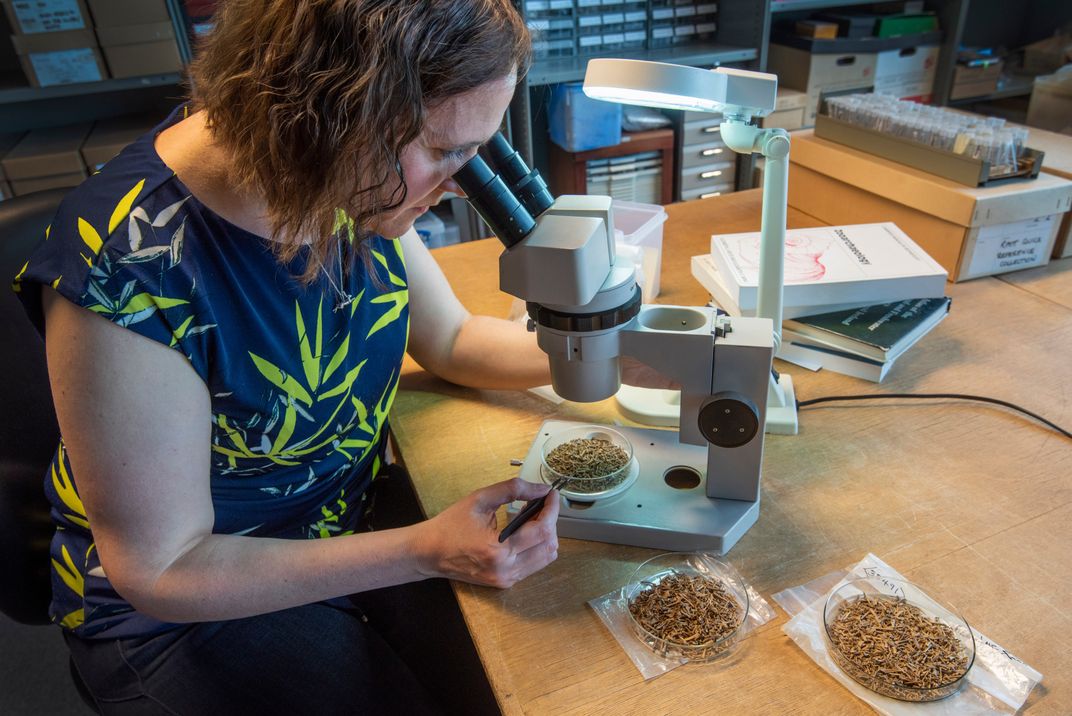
[0,188,99,713]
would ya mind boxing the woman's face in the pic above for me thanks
[371,74,517,239]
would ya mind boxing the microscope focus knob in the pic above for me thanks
[697,393,760,448]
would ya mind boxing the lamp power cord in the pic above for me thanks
[795,392,1072,441]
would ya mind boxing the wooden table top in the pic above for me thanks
[391,189,1072,715]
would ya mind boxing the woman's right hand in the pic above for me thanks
[411,478,559,588]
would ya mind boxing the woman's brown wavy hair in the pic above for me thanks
[188,0,530,282]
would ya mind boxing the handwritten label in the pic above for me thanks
[861,566,907,599]
[10,0,86,33]
[976,632,1027,666]
[968,214,1057,277]
[28,48,101,87]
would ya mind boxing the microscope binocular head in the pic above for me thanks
[453,134,643,403]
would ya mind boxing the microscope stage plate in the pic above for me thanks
[515,419,760,554]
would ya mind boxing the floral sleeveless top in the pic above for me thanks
[14,106,410,638]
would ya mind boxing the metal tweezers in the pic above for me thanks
[497,477,567,543]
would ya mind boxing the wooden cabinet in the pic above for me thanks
[549,128,675,204]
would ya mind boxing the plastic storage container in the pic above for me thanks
[549,81,622,152]
[586,151,663,204]
[612,199,668,302]
[1027,65,1072,135]
[413,209,460,249]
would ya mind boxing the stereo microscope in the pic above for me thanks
[453,64,788,553]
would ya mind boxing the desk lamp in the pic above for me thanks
[584,59,798,434]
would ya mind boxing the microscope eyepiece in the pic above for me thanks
[453,154,536,248]
[480,132,554,219]
[482,133,525,181]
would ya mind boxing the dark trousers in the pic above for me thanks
[66,596,438,715]
[64,466,500,716]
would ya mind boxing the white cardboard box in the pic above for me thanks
[10,28,106,86]
[1017,124,1072,257]
[1026,68,1072,135]
[874,44,939,102]
[1,0,90,34]
[787,130,1072,281]
[760,87,809,130]
[760,107,806,131]
[768,43,877,126]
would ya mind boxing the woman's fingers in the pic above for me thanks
[472,477,553,513]
[500,489,560,554]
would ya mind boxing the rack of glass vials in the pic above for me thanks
[815,94,1045,186]
[524,0,718,60]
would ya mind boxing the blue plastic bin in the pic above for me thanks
[548,82,622,152]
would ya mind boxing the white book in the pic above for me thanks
[776,341,896,383]
[691,254,870,319]
[708,223,948,313]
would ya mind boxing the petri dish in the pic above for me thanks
[540,425,635,501]
[623,551,749,663]
[823,577,975,702]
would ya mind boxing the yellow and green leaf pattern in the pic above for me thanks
[14,107,410,636]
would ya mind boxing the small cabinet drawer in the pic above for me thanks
[682,118,724,145]
[682,141,732,168]
[680,160,734,192]
[681,182,735,201]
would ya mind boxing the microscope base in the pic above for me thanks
[614,374,799,435]
[515,419,760,554]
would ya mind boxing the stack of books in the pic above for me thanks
[691,223,951,382]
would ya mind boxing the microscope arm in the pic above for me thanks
[619,305,773,502]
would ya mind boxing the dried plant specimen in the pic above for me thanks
[545,437,629,493]
[628,572,743,660]
[828,594,971,701]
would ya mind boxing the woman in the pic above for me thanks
[15,1,558,712]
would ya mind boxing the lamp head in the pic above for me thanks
[583,59,777,122]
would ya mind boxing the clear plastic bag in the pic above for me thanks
[621,106,673,132]
[588,551,775,680]
[773,553,1043,715]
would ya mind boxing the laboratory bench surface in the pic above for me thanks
[390,189,1072,715]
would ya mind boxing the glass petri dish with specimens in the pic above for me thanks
[540,425,636,501]
[823,578,975,702]
[624,551,749,663]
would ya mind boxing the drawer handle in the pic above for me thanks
[701,148,724,156]
[702,125,721,133]
[700,170,723,179]
[700,191,723,199]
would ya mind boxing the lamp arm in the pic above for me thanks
[719,122,790,351]
[719,122,798,435]
[757,131,789,353]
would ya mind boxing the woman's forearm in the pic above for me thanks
[129,526,426,623]
[127,475,560,623]
[438,315,552,390]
